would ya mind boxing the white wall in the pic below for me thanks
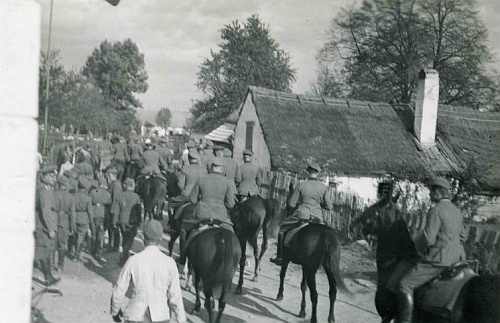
[0,1,40,321]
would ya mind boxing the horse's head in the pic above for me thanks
[350,192,403,240]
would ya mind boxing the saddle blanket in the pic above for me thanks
[415,268,476,316]
[284,223,308,247]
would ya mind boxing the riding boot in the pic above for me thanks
[397,291,414,323]
[178,230,187,265]
[42,258,61,286]
[270,231,284,266]
[58,250,66,271]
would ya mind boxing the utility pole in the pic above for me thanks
[42,0,54,154]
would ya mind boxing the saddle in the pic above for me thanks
[184,219,232,253]
[284,221,309,247]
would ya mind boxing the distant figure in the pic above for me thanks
[111,219,187,323]
[235,149,262,201]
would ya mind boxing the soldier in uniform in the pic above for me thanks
[90,175,112,261]
[112,178,142,266]
[169,150,207,210]
[139,139,169,180]
[396,177,467,323]
[270,161,333,265]
[73,178,95,262]
[177,157,235,265]
[64,169,79,194]
[58,153,74,179]
[34,165,61,286]
[177,140,197,170]
[197,144,209,171]
[203,140,214,171]
[54,176,76,271]
[223,148,237,199]
[106,167,122,252]
[126,136,144,178]
[112,136,130,167]
[157,137,174,172]
[235,149,262,201]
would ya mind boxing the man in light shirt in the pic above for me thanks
[111,219,186,323]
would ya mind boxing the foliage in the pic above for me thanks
[39,49,67,128]
[155,108,172,132]
[317,0,500,110]
[190,15,296,132]
[83,39,148,111]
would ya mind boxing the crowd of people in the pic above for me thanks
[34,134,468,323]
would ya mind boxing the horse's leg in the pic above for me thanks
[323,263,338,323]
[168,230,178,257]
[276,259,290,301]
[192,270,202,315]
[259,224,269,262]
[204,285,215,323]
[299,271,307,318]
[304,267,319,323]
[215,283,228,323]
[250,233,260,282]
[235,235,247,294]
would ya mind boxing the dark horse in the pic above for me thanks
[351,196,500,323]
[230,195,280,294]
[136,175,167,222]
[276,223,349,323]
[187,225,241,323]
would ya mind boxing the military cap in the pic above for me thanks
[307,161,321,173]
[144,219,163,241]
[57,176,70,188]
[205,139,214,148]
[186,140,196,148]
[188,149,200,159]
[429,177,450,189]
[39,165,58,175]
[212,156,226,166]
[124,178,135,189]
[243,149,253,156]
[223,148,232,157]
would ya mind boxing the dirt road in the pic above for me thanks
[32,231,380,323]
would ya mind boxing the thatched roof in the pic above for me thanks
[395,104,500,192]
[246,87,493,184]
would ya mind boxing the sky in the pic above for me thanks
[36,0,500,114]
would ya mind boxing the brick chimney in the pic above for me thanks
[414,68,439,148]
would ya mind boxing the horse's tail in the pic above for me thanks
[265,198,281,231]
[214,230,239,291]
[324,229,350,294]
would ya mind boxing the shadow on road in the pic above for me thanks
[183,297,246,323]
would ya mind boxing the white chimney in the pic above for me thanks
[414,68,439,148]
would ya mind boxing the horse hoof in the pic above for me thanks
[235,286,242,294]
[276,295,283,302]
[190,309,199,315]
[251,276,258,282]
[298,311,306,318]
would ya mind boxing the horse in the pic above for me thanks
[124,161,141,181]
[136,174,167,222]
[275,222,349,323]
[229,195,280,294]
[351,195,500,323]
[186,225,241,323]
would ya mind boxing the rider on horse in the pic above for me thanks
[138,138,169,181]
[126,136,144,174]
[178,156,235,265]
[112,136,130,167]
[270,161,333,266]
[235,149,262,202]
[156,137,174,173]
[396,177,467,323]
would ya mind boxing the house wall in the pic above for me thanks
[233,94,271,168]
[475,196,500,221]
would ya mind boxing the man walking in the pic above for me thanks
[111,219,186,323]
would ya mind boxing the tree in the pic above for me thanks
[317,0,499,110]
[39,49,68,128]
[190,15,296,132]
[155,108,172,136]
[83,39,148,110]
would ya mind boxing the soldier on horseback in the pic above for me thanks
[396,177,467,323]
[177,157,235,265]
[270,161,333,266]
[138,138,169,180]
[126,136,143,179]
[235,149,262,202]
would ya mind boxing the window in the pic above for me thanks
[245,121,254,151]
[377,181,393,199]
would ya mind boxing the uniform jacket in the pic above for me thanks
[415,199,467,266]
[157,146,173,170]
[74,189,95,225]
[111,245,186,323]
[90,187,112,219]
[288,178,333,222]
[141,150,168,175]
[113,142,129,163]
[113,190,142,226]
[35,185,58,233]
[177,164,207,197]
[235,162,262,196]
[189,172,235,222]
[197,152,209,171]
[54,188,76,231]
[224,157,238,182]
[128,142,143,163]
[108,179,123,219]
[204,149,214,171]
